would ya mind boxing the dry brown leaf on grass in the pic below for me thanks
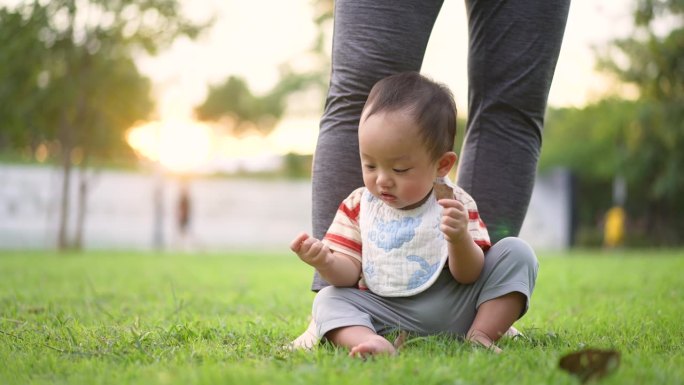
[559,348,620,383]
[393,330,408,350]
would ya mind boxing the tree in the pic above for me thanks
[595,0,684,244]
[195,0,333,136]
[541,0,683,245]
[0,5,51,152]
[0,0,210,250]
[541,100,640,245]
[196,70,324,135]
[540,99,639,180]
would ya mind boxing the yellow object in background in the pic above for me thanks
[604,206,626,248]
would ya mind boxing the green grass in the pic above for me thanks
[1,249,683,385]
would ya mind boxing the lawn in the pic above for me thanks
[1,249,683,385]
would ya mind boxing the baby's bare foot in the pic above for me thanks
[286,319,318,351]
[348,335,396,358]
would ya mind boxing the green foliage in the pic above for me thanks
[598,0,684,240]
[0,0,211,250]
[0,0,208,161]
[541,0,684,245]
[0,5,51,149]
[540,102,631,244]
[0,250,683,384]
[541,99,637,179]
[195,0,332,136]
[195,70,324,136]
[282,153,313,179]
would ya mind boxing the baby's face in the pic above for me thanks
[358,110,440,210]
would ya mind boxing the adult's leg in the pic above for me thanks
[311,0,444,290]
[458,0,570,242]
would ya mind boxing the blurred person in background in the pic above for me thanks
[175,179,193,251]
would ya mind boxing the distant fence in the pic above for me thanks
[0,165,571,251]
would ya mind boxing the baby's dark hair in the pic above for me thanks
[363,72,457,160]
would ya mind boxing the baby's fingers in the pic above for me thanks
[290,232,310,253]
[442,206,467,223]
[303,238,325,257]
[438,198,465,210]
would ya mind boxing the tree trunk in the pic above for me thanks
[57,117,72,251]
[73,151,91,251]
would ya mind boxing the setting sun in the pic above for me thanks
[125,116,318,173]
[126,119,213,173]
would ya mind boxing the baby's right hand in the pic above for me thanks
[290,232,332,268]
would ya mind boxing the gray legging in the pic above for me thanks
[311,0,570,291]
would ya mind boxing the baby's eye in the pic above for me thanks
[393,168,410,173]
[364,164,376,170]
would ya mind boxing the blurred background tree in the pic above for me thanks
[193,0,333,181]
[0,0,210,250]
[195,70,324,136]
[195,0,332,137]
[2,0,680,249]
[541,0,683,246]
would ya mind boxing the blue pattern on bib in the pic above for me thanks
[406,255,442,290]
[363,259,376,280]
[369,216,421,251]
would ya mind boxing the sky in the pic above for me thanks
[137,0,635,114]
[6,0,636,172]
[128,0,637,172]
[130,0,633,171]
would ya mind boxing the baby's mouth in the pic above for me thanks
[380,192,396,201]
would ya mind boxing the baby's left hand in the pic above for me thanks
[438,199,469,244]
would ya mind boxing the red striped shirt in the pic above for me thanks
[322,186,491,261]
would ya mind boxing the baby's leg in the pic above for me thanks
[466,237,538,352]
[313,286,423,358]
[289,318,318,350]
[466,292,526,353]
[327,326,396,357]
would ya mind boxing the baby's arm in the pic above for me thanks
[438,199,484,284]
[290,232,361,287]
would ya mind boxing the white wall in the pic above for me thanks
[519,168,573,250]
[0,165,571,251]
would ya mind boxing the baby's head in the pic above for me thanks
[362,71,457,161]
[358,72,458,209]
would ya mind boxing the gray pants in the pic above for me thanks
[311,0,569,291]
[313,237,538,338]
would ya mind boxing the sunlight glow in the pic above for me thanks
[267,117,318,155]
[125,116,318,174]
[126,119,212,172]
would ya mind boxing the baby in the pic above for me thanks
[291,72,538,356]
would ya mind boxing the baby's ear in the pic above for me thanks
[436,152,457,176]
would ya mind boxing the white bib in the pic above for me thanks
[359,188,448,297]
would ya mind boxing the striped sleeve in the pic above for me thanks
[321,187,364,262]
[453,186,491,251]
